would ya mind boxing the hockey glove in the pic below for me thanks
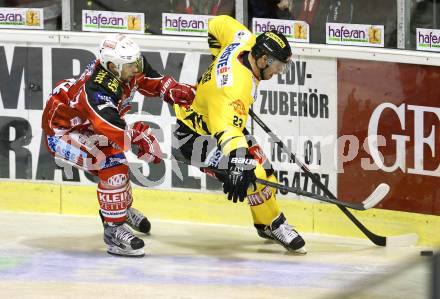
[159,76,195,107]
[130,121,162,164]
[222,149,258,203]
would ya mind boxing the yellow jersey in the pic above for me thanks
[174,15,258,155]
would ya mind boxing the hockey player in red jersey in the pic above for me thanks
[41,33,195,257]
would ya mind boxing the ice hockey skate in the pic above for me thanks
[103,223,145,257]
[126,207,151,234]
[255,213,306,254]
[270,213,306,254]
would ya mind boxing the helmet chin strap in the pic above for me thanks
[259,63,269,80]
[107,62,124,81]
[115,64,124,80]
[257,55,272,80]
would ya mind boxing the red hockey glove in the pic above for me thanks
[130,121,162,164]
[159,76,195,107]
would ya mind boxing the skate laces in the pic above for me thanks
[273,221,299,242]
[127,207,144,227]
[114,225,136,243]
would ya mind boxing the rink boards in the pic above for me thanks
[1,180,439,246]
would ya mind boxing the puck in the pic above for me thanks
[420,250,434,256]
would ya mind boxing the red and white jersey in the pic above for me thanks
[42,59,164,150]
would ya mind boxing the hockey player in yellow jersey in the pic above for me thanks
[174,15,306,254]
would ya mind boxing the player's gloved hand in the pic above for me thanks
[222,149,257,203]
[159,76,195,107]
[130,121,162,164]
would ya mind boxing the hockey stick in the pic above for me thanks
[168,154,388,210]
[249,109,418,247]
[254,178,389,210]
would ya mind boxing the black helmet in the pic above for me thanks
[252,30,292,63]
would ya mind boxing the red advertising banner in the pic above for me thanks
[338,59,440,215]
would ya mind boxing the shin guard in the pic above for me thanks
[97,182,132,223]
[248,164,281,226]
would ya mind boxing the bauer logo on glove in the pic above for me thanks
[222,149,258,203]
[230,157,258,166]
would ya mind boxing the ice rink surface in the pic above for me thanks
[0,212,432,299]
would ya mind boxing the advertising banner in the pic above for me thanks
[338,58,440,215]
[162,13,212,36]
[416,28,440,52]
[326,22,384,47]
[82,10,145,34]
[0,7,43,29]
[252,18,309,43]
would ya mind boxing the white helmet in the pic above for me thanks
[99,33,143,78]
